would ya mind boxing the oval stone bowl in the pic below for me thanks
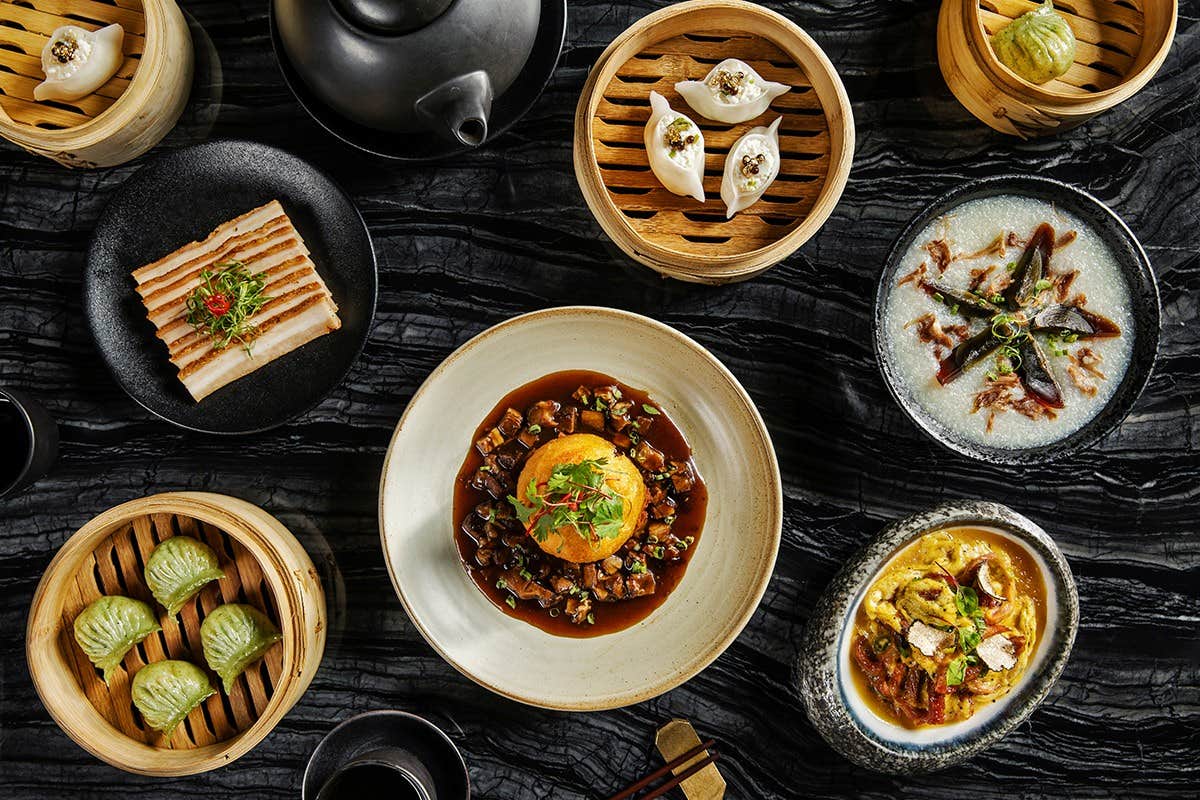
[797,501,1079,774]
[874,174,1160,465]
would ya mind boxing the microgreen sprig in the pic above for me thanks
[184,260,270,355]
[508,459,626,544]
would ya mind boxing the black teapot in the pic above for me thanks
[274,0,541,145]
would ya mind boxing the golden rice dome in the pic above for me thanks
[514,433,647,563]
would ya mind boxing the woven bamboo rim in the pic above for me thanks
[0,0,193,167]
[573,0,854,284]
[938,0,1177,137]
[26,492,326,776]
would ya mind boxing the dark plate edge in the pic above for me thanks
[82,139,379,436]
[871,174,1162,466]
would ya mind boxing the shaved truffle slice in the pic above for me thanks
[906,620,953,657]
[977,560,1008,602]
[976,634,1018,671]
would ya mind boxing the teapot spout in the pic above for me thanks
[414,70,495,147]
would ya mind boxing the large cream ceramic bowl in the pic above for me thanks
[379,306,782,710]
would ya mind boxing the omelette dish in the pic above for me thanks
[131,200,341,402]
[454,370,707,637]
[850,528,1045,727]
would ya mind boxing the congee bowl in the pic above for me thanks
[874,174,1160,465]
[378,306,782,710]
[798,501,1079,774]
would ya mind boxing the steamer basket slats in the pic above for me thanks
[0,0,192,167]
[26,492,326,776]
[0,0,146,127]
[937,0,1177,138]
[574,0,854,284]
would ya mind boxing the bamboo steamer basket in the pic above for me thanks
[0,0,193,167]
[573,0,855,284]
[26,492,326,776]
[938,0,1177,138]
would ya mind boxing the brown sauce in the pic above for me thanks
[453,370,708,637]
[849,526,1047,728]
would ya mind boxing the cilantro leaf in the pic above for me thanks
[507,459,626,543]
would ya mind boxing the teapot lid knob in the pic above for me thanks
[335,0,454,34]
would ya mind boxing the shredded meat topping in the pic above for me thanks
[907,313,966,350]
[968,264,995,292]
[1066,347,1106,396]
[963,233,1008,260]
[972,373,1058,432]
[898,261,928,287]
[925,239,952,273]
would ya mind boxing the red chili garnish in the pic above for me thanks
[204,293,232,317]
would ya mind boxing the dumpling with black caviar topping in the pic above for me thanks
[720,117,782,218]
[644,91,706,203]
[200,603,283,693]
[131,660,216,734]
[675,58,789,124]
[35,24,125,103]
[144,536,225,616]
[73,596,161,685]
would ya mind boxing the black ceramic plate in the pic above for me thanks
[874,174,1160,465]
[269,0,566,161]
[85,139,377,435]
[302,710,470,800]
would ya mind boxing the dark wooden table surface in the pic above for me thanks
[2,1,1198,797]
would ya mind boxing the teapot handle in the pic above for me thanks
[414,70,494,147]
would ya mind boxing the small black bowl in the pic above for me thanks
[0,387,59,500]
[269,0,566,161]
[874,175,1160,465]
[302,710,470,800]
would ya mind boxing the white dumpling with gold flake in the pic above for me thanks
[35,24,125,103]
[643,91,705,203]
[675,58,789,124]
[720,117,782,218]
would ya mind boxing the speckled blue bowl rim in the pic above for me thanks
[797,501,1079,774]
[873,174,1161,465]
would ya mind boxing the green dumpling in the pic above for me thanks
[200,603,282,693]
[990,0,1077,85]
[73,596,161,685]
[131,660,215,734]
[144,536,225,615]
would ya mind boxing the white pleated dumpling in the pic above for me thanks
[643,91,706,203]
[35,24,125,103]
[720,117,783,218]
[675,58,790,124]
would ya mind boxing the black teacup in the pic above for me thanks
[0,388,58,500]
[317,747,438,800]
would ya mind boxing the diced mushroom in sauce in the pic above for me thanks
[456,379,703,629]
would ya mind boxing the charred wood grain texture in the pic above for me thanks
[1,1,1198,797]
